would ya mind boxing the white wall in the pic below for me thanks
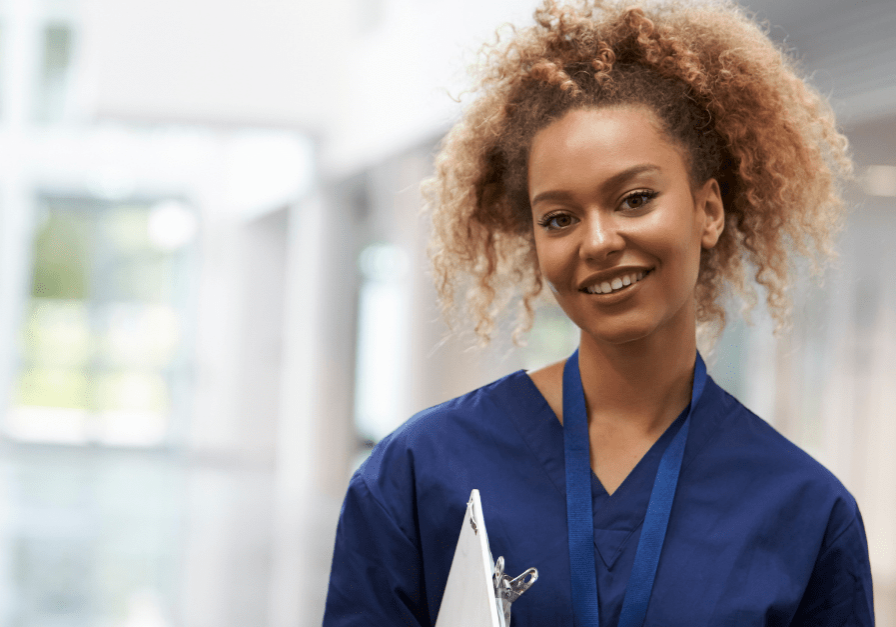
[82,0,350,129]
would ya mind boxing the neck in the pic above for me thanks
[577,324,697,437]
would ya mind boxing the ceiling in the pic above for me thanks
[739,0,896,126]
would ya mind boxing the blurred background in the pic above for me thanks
[0,0,893,624]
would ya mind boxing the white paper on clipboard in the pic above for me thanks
[434,489,537,627]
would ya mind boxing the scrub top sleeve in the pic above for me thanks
[791,506,875,626]
[323,473,430,627]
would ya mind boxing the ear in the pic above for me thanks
[697,178,724,249]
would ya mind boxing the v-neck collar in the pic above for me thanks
[502,369,725,570]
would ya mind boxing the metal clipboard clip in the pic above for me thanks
[493,555,538,626]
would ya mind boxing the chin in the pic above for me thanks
[580,321,658,347]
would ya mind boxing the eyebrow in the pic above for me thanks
[530,164,662,207]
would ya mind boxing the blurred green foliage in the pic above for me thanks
[17,367,89,409]
[31,211,91,299]
[17,200,182,421]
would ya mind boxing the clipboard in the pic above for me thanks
[435,489,538,627]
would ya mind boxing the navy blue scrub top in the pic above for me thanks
[323,370,874,626]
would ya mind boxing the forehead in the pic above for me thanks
[527,106,691,196]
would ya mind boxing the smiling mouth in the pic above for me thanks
[582,269,651,295]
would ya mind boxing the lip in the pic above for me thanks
[578,268,652,304]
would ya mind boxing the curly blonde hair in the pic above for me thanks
[424,0,852,343]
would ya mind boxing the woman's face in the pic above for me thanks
[528,106,724,348]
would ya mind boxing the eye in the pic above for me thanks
[620,190,658,212]
[537,211,578,231]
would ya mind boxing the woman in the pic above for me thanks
[324,0,874,625]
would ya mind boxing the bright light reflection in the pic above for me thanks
[5,406,90,443]
[147,200,198,250]
[354,243,410,442]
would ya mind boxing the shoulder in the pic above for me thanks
[698,376,860,529]
[370,368,536,456]
[682,378,871,611]
[343,368,551,551]
[354,368,547,497]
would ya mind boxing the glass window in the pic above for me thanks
[9,195,197,447]
[34,23,73,123]
[353,242,410,443]
[6,450,182,627]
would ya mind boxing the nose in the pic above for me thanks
[580,211,625,261]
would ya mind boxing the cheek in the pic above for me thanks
[533,237,572,283]
[635,206,702,266]
[658,233,705,295]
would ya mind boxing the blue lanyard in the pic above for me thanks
[563,349,707,627]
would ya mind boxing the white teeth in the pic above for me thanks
[585,270,649,294]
